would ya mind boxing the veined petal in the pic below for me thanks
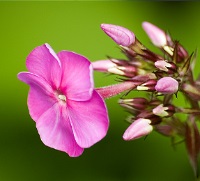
[57,51,94,101]
[26,43,62,89]
[17,72,56,121]
[36,103,84,157]
[68,91,109,148]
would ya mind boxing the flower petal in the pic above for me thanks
[18,72,56,121]
[68,91,109,148]
[57,51,94,101]
[36,103,84,157]
[26,43,62,89]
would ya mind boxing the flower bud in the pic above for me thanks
[119,97,148,110]
[178,44,188,60]
[154,60,176,72]
[101,24,135,46]
[142,21,167,47]
[137,79,157,91]
[92,60,117,72]
[92,59,137,77]
[155,77,179,94]
[153,104,175,117]
[123,118,153,140]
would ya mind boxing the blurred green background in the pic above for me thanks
[1,1,200,181]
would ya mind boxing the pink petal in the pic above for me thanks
[57,51,94,101]
[26,43,62,89]
[17,72,56,121]
[68,91,109,148]
[36,103,84,157]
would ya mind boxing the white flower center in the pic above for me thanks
[58,94,66,102]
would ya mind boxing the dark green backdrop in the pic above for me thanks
[1,1,200,181]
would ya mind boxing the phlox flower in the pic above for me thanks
[18,43,109,157]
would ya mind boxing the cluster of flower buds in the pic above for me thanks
[93,22,200,176]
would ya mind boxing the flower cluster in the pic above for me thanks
[93,22,200,176]
[18,21,200,177]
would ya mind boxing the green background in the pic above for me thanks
[1,1,200,181]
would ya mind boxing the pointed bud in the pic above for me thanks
[92,60,117,72]
[178,44,188,60]
[123,118,153,140]
[155,77,179,94]
[142,21,167,47]
[101,24,135,46]
[153,104,175,117]
[137,79,157,91]
[154,60,176,72]
[92,59,137,77]
[119,97,148,110]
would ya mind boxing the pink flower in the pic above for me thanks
[123,118,153,140]
[17,43,109,157]
[101,24,135,46]
[155,77,179,94]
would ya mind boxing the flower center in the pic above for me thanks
[58,94,66,102]
[55,90,67,102]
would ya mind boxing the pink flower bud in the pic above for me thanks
[153,104,168,117]
[142,21,167,47]
[119,97,148,110]
[123,118,153,140]
[137,79,157,91]
[101,24,135,46]
[92,60,117,72]
[155,77,179,94]
[154,60,172,72]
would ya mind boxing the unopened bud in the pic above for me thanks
[142,21,167,47]
[101,24,135,47]
[153,104,175,117]
[92,60,116,72]
[178,44,188,60]
[155,60,176,72]
[137,79,157,91]
[155,77,179,94]
[123,118,153,140]
[119,97,148,110]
